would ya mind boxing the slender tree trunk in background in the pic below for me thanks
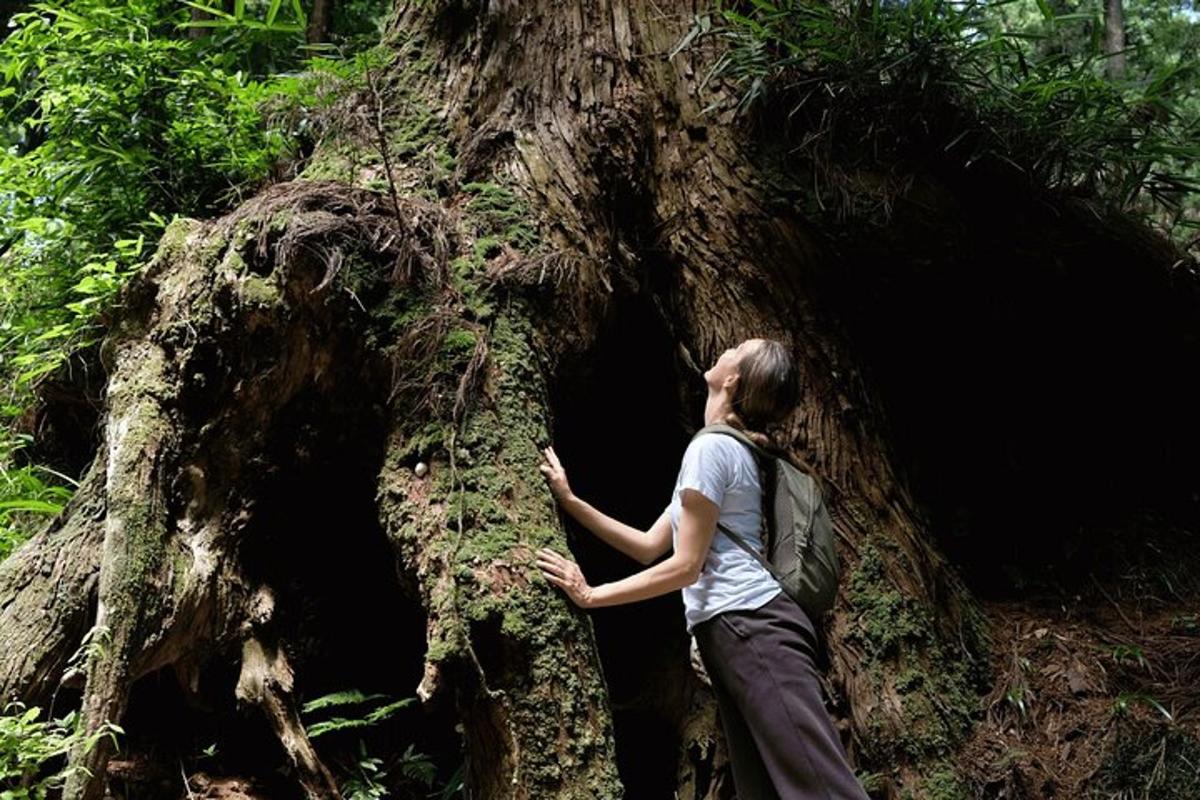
[1104,0,1127,79]
[186,4,207,39]
[182,1,235,39]
[2,2,1195,799]
[306,0,333,44]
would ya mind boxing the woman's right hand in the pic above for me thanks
[539,446,573,504]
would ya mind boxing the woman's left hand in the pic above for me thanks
[536,548,595,608]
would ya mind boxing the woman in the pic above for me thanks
[535,338,870,800]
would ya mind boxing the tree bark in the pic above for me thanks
[0,455,105,708]
[1104,0,1127,80]
[306,0,333,44]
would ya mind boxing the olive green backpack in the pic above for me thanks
[694,424,841,618]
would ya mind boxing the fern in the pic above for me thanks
[300,689,414,739]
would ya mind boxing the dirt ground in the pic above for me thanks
[962,570,1200,799]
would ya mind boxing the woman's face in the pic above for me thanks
[704,339,762,392]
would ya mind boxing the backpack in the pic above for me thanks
[692,424,841,618]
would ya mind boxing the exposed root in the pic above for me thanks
[212,179,454,294]
[235,621,342,800]
[385,308,455,414]
[0,454,106,708]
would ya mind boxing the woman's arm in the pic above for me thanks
[540,446,673,564]
[560,497,672,565]
[537,488,718,608]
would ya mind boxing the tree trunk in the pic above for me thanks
[5,2,1195,799]
[1104,0,1127,79]
[306,0,333,44]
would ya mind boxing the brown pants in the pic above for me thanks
[692,592,870,800]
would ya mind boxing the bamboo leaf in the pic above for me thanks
[180,0,235,21]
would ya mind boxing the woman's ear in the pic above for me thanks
[723,371,740,393]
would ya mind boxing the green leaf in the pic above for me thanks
[300,690,388,714]
[0,498,64,514]
[180,0,236,21]
[669,17,704,60]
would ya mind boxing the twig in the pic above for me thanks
[364,66,406,233]
[1090,572,1141,634]
[179,759,197,800]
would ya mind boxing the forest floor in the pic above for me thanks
[963,582,1200,798]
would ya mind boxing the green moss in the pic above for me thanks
[447,180,542,319]
[894,667,926,693]
[387,98,440,158]
[296,38,453,194]
[845,539,935,658]
[298,148,360,184]
[154,217,202,265]
[101,347,175,632]
[434,149,456,173]
[388,419,449,466]
[906,762,968,800]
[238,274,280,307]
[441,328,477,357]
[170,542,193,598]
[346,97,618,788]
[472,235,503,260]
[448,256,495,322]
[377,306,620,796]
[461,181,538,251]
[843,533,984,766]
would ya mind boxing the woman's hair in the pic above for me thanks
[721,338,800,451]
[720,338,807,553]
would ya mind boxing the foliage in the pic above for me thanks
[1110,691,1174,722]
[300,689,415,737]
[698,0,1200,248]
[300,689,463,798]
[339,739,392,800]
[180,0,309,36]
[339,741,440,800]
[1092,719,1200,799]
[0,0,389,566]
[0,0,305,406]
[0,449,74,560]
[0,702,122,799]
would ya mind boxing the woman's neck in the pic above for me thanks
[703,392,733,426]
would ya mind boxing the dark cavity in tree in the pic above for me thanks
[243,385,463,788]
[820,180,1200,597]
[15,342,106,483]
[115,385,463,797]
[548,292,698,799]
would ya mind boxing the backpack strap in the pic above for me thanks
[717,521,785,584]
[693,423,769,457]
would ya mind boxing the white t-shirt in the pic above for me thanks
[668,432,782,633]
